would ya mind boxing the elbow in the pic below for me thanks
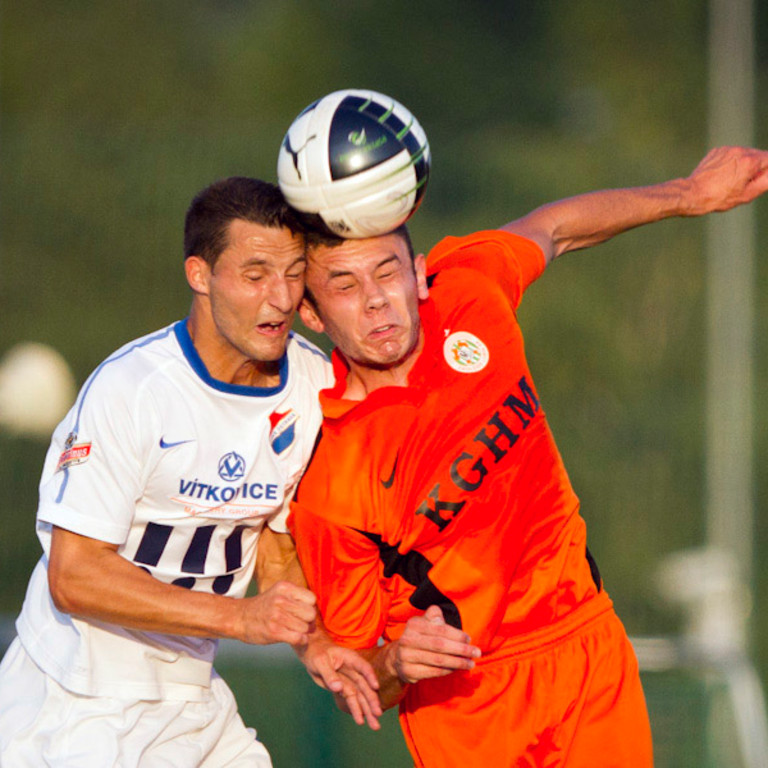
[48,573,76,615]
[47,559,85,616]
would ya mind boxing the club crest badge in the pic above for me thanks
[443,331,489,374]
[269,409,298,455]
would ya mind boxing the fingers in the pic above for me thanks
[335,647,380,692]
[424,604,446,624]
[332,669,382,730]
[688,146,768,213]
[318,650,382,716]
[745,148,768,197]
[404,607,477,655]
[242,581,318,645]
[346,686,382,731]
[336,661,382,723]
[394,608,481,684]
[270,580,317,609]
[302,645,382,730]
[727,147,768,203]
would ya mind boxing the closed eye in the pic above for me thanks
[374,256,402,281]
[328,276,357,292]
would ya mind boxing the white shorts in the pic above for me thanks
[0,638,272,768]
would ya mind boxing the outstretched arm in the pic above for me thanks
[503,146,768,264]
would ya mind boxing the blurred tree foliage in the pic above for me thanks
[2,0,768,707]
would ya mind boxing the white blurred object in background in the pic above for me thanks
[0,342,77,439]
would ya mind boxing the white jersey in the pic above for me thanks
[16,320,332,701]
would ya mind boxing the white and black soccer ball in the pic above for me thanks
[277,89,430,239]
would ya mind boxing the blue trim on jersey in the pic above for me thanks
[173,319,289,397]
[55,325,177,504]
[293,335,330,361]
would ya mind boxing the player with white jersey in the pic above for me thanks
[17,321,330,699]
[0,177,379,767]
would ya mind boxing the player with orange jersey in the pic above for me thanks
[289,146,768,766]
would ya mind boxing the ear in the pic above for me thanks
[298,296,325,334]
[185,256,211,296]
[413,253,429,301]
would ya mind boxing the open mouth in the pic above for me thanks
[258,321,286,335]
[371,324,397,337]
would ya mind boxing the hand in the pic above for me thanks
[298,635,383,730]
[390,605,481,685]
[239,580,317,646]
[686,146,768,215]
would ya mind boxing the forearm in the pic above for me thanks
[50,525,316,646]
[505,146,768,263]
[49,527,244,640]
[506,178,690,263]
[255,526,306,593]
[358,642,408,710]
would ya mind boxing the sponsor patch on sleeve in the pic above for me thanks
[56,435,92,472]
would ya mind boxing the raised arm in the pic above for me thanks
[503,146,768,264]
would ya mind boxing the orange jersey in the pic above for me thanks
[289,231,602,653]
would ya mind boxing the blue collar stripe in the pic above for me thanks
[174,319,289,397]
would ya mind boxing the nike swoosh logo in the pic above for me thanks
[159,437,195,450]
[380,452,399,489]
[283,133,317,179]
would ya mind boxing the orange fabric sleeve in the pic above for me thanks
[289,502,391,649]
[426,230,546,309]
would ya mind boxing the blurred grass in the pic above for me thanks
[216,655,411,768]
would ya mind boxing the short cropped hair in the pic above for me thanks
[303,222,415,261]
[184,177,305,267]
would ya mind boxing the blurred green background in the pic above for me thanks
[1,1,767,765]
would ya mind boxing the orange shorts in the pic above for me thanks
[398,593,653,767]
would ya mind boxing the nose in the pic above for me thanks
[268,276,295,314]
[363,279,389,313]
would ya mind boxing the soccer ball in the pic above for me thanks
[277,89,430,239]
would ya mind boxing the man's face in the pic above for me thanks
[191,219,306,366]
[301,232,428,370]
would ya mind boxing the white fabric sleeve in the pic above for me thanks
[267,480,297,534]
[37,365,155,545]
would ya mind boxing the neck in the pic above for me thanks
[187,305,282,389]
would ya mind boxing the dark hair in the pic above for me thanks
[303,222,415,261]
[184,177,305,266]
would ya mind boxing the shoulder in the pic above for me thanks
[75,323,184,415]
[427,230,545,275]
[90,323,180,379]
[426,230,546,309]
[286,331,333,388]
